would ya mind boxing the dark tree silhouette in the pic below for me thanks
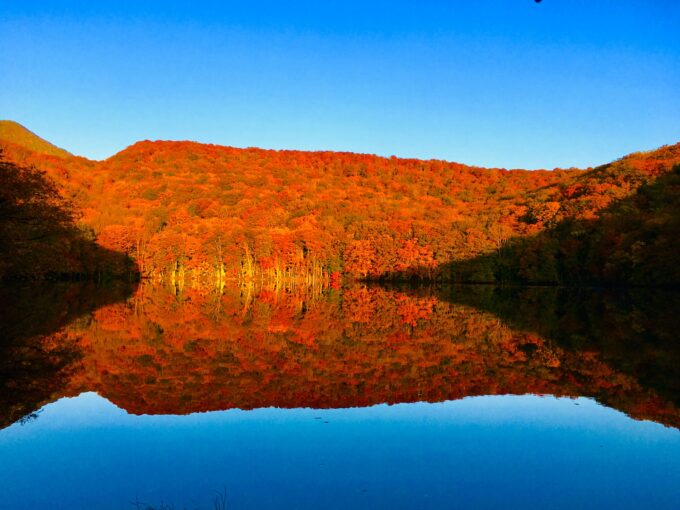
[0,153,137,279]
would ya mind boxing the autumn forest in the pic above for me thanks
[2,119,679,287]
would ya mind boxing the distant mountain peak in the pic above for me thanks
[0,120,72,159]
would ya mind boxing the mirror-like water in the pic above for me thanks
[1,283,679,509]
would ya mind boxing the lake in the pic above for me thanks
[1,282,679,509]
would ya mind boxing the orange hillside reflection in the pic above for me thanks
[1,283,679,429]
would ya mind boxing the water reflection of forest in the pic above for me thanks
[1,282,679,429]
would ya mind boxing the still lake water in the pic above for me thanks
[0,283,679,509]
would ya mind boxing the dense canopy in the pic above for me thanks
[1,122,679,286]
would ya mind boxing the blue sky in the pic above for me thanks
[1,1,679,168]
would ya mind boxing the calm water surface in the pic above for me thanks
[0,283,679,509]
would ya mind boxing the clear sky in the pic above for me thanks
[1,1,679,169]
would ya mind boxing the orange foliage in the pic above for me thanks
[26,284,671,429]
[2,125,680,285]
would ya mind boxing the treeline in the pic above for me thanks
[80,140,570,285]
[1,125,679,286]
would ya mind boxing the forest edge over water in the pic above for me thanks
[2,120,680,431]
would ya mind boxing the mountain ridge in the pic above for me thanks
[0,120,72,159]
[106,138,569,173]
[2,119,677,174]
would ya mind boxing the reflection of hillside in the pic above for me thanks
[54,283,680,428]
[436,285,680,419]
[0,282,136,429]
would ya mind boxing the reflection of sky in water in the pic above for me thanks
[1,393,679,509]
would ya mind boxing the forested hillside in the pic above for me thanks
[1,122,679,286]
[0,120,72,159]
